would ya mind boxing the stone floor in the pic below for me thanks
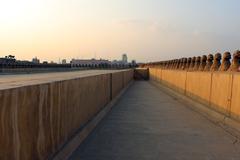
[69,81,240,160]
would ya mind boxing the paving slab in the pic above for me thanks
[69,81,240,160]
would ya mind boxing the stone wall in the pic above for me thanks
[149,68,240,122]
[0,69,133,160]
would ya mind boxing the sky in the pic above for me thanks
[0,0,239,63]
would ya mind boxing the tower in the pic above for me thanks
[122,54,128,63]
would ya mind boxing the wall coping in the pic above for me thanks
[0,69,133,91]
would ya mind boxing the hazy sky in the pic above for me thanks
[0,0,239,62]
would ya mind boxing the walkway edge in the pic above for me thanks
[52,81,133,160]
[150,81,240,140]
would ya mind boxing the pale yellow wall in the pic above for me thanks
[161,69,173,88]
[230,74,240,120]
[149,68,240,121]
[210,72,232,114]
[149,68,154,81]
[173,71,186,93]
[149,68,158,81]
[149,68,153,80]
[186,72,212,105]
[149,68,160,82]
[162,70,186,93]
[155,68,162,82]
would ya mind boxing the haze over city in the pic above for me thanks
[0,0,239,62]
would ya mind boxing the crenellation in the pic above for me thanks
[229,50,240,72]
[210,53,222,71]
[199,55,207,71]
[189,57,196,71]
[182,58,188,70]
[186,57,192,70]
[172,59,176,69]
[204,54,214,71]
[179,58,184,70]
[176,59,181,70]
[219,52,231,71]
[193,56,201,71]
[173,59,177,69]
[144,50,240,72]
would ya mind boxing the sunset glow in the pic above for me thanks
[0,0,239,62]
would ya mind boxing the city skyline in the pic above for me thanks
[0,0,240,62]
[0,53,131,64]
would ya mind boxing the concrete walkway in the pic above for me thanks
[69,81,240,160]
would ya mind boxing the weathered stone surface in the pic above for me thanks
[231,74,240,119]
[186,72,212,105]
[161,70,186,94]
[111,72,124,99]
[0,70,133,160]
[123,70,134,86]
[210,72,232,114]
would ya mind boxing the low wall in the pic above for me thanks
[111,72,124,99]
[231,74,240,120]
[186,72,212,106]
[149,68,240,121]
[123,70,134,86]
[0,69,133,160]
[133,68,149,80]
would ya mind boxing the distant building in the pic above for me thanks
[32,57,40,64]
[0,55,16,64]
[71,58,111,67]
[5,55,15,59]
[50,61,56,64]
[122,54,128,63]
[131,60,137,66]
[111,60,125,67]
[62,59,67,64]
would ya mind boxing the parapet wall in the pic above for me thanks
[149,68,240,121]
[143,50,240,72]
[0,69,133,160]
